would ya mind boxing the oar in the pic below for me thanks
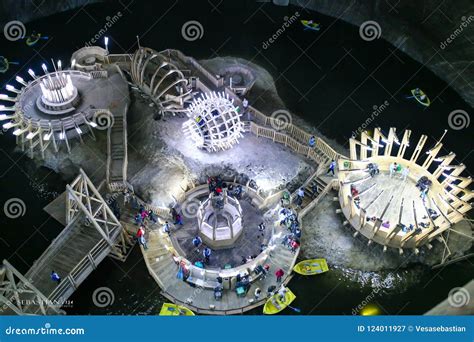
[287,305,301,313]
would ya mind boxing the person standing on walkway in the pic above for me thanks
[203,247,212,264]
[275,268,284,282]
[51,271,61,284]
[401,166,410,181]
[254,287,261,301]
[309,135,316,148]
[389,162,398,178]
[192,236,202,252]
[327,160,336,176]
[162,221,170,235]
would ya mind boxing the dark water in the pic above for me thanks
[0,0,472,315]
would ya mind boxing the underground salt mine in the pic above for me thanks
[0,0,472,325]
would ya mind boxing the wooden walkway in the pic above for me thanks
[142,227,297,315]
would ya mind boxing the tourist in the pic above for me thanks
[123,189,131,205]
[275,268,284,282]
[258,222,265,231]
[297,188,305,199]
[214,286,223,300]
[113,206,121,221]
[51,270,61,284]
[175,213,183,225]
[139,234,148,250]
[148,210,158,224]
[254,287,262,301]
[401,166,410,181]
[420,188,428,202]
[311,184,318,198]
[309,135,316,148]
[203,247,212,264]
[327,160,336,176]
[134,213,142,225]
[192,236,202,252]
[290,239,300,253]
[136,225,145,239]
[389,162,398,178]
[162,221,170,235]
[277,286,288,301]
[140,209,149,222]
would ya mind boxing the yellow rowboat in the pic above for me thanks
[263,288,297,315]
[301,20,321,31]
[293,259,329,275]
[159,303,195,316]
[410,88,431,107]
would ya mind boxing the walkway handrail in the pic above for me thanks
[300,179,338,218]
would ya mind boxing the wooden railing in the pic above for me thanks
[300,179,338,218]
[248,107,344,162]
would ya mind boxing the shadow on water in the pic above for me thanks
[0,0,471,315]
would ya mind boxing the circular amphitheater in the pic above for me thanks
[141,180,300,314]
[338,127,472,253]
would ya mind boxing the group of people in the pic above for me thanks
[133,204,159,250]
[389,162,410,181]
[279,207,301,253]
[191,235,212,264]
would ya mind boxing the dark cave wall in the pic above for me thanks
[287,0,474,107]
[0,0,104,26]
[0,0,472,106]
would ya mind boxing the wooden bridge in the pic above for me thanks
[0,170,133,315]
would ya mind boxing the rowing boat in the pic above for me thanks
[263,288,296,314]
[410,88,430,107]
[293,259,329,275]
[301,20,321,31]
[159,303,195,316]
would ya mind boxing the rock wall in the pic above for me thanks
[0,0,103,26]
[288,0,474,107]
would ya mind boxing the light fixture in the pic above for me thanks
[41,63,48,74]
[59,131,65,140]
[0,94,15,101]
[3,122,17,129]
[75,125,82,135]
[13,127,27,136]
[0,114,14,120]
[15,76,27,86]
[6,85,20,93]
[43,132,53,141]
[28,69,36,79]
[57,60,62,71]
[71,59,76,69]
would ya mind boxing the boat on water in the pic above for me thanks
[159,303,195,316]
[301,20,321,31]
[263,287,296,315]
[26,32,49,47]
[293,258,329,275]
[410,88,431,107]
[0,56,19,73]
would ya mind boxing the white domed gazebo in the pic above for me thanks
[337,127,472,258]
